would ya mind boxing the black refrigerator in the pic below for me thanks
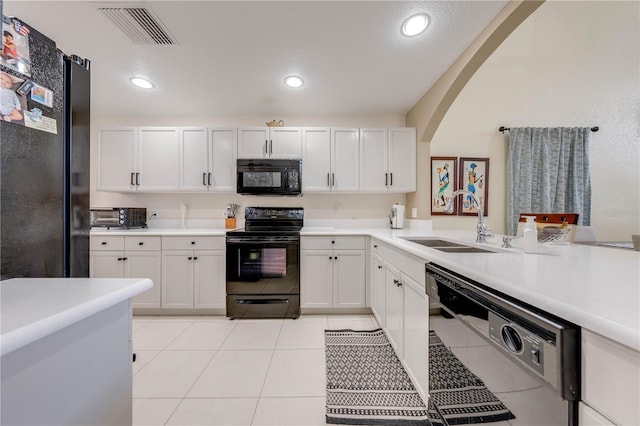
[1,14,91,279]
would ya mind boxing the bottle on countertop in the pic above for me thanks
[523,216,537,253]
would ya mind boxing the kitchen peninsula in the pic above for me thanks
[1,277,152,426]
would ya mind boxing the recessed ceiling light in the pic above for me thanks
[401,13,429,37]
[130,77,154,89]
[284,75,304,88]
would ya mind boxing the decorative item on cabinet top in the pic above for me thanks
[266,120,284,127]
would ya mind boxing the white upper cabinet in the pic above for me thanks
[388,127,416,192]
[359,127,416,193]
[302,127,332,192]
[97,127,180,192]
[208,128,237,191]
[360,128,388,192]
[331,128,360,192]
[180,127,236,192]
[137,127,181,191]
[96,128,138,192]
[237,127,301,159]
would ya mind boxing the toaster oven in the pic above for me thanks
[90,208,147,229]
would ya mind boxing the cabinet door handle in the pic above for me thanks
[385,173,388,186]
[101,241,107,245]
[269,140,273,155]
[208,172,212,186]
[130,172,135,185]
[264,140,268,156]
[117,257,123,261]
[203,173,207,186]
[327,173,330,187]
[193,256,198,260]
[378,265,382,269]
[138,242,144,246]
[390,173,393,186]
[373,244,378,248]
[329,256,333,260]
[332,173,335,186]
[191,241,196,245]
[188,256,193,260]
[136,173,140,185]
[331,240,335,244]
[122,257,128,261]
[334,256,338,260]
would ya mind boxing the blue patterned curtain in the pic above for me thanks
[506,127,591,235]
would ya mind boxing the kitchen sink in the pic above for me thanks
[433,246,498,253]
[399,237,502,253]
[400,238,467,248]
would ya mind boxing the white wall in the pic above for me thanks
[429,0,639,240]
[90,115,407,222]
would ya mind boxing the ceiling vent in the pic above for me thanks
[93,2,177,46]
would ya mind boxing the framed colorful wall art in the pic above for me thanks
[458,157,489,216]
[430,157,457,215]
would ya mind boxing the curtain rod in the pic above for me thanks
[499,126,599,133]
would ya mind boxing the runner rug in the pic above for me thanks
[324,329,515,425]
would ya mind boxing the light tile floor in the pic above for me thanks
[132,314,379,426]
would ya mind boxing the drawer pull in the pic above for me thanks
[117,257,123,261]
[378,265,382,270]
[373,244,378,248]
[191,241,196,245]
[331,240,335,244]
[101,241,107,245]
[193,256,198,260]
[138,242,144,246]
[188,256,193,260]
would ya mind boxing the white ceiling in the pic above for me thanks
[3,1,508,118]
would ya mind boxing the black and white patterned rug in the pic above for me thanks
[325,329,431,425]
[325,329,515,426]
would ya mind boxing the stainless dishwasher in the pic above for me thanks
[425,262,580,426]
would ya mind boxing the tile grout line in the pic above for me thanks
[250,320,285,425]
[159,320,225,426]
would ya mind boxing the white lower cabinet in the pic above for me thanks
[371,253,386,327]
[581,329,640,425]
[402,273,429,402]
[579,403,615,426]
[370,237,429,403]
[161,236,225,309]
[301,236,366,309]
[90,235,162,308]
[384,262,404,356]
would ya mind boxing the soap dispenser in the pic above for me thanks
[523,216,537,253]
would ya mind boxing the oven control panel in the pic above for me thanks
[244,207,304,220]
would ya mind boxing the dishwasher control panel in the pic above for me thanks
[489,312,558,389]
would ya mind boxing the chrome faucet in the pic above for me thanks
[444,189,494,243]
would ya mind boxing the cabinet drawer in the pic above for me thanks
[301,236,365,250]
[124,236,161,251]
[162,236,224,250]
[90,235,125,251]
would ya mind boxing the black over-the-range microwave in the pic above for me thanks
[236,159,302,196]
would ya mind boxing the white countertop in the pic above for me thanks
[89,225,640,351]
[307,227,640,351]
[91,228,228,236]
[0,278,153,356]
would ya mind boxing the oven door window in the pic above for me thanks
[242,171,282,188]
[226,242,299,294]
